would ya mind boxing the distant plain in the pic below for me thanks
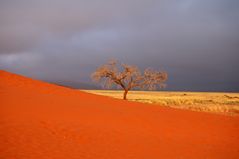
[84,90,239,115]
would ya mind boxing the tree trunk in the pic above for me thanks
[123,89,128,100]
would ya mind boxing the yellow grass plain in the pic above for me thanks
[83,90,239,115]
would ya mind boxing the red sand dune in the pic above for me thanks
[0,70,239,159]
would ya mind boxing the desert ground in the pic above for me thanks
[84,90,239,115]
[1,70,239,159]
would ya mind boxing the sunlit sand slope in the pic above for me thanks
[0,70,239,159]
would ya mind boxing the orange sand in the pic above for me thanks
[0,70,239,159]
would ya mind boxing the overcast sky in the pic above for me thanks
[0,0,239,91]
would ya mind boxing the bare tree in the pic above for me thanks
[91,60,168,100]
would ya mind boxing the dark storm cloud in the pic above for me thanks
[0,0,239,91]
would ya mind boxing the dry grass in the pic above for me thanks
[83,90,239,115]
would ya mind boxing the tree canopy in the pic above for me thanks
[92,60,168,100]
